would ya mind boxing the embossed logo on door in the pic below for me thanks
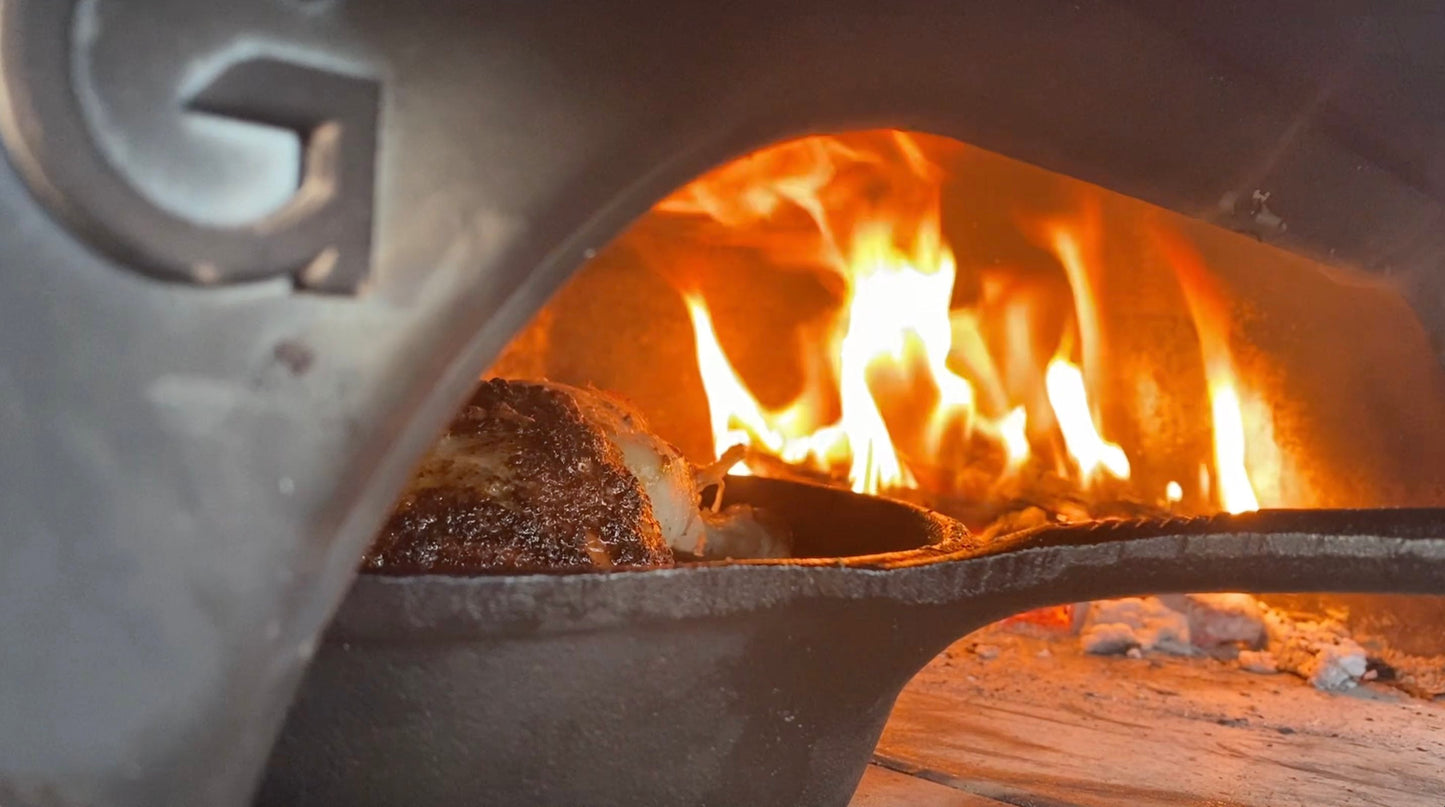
[0,1,381,293]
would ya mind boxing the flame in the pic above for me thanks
[670,132,1132,498]
[998,406,1030,470]
[1208,383,1258,513]
[1041,213,1131,485]
[682,289,863,486]
[1166,480,1184,504]
[1044,358,1130,482]
[1161,231,1262,514]
[663,130,1282,523]
[1048,215,1106,394]
[680,291,772,474]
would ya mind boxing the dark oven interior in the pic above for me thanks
[4,3,1445,807]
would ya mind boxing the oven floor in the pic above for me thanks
[851,628,1445,807]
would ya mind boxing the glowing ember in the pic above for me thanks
[662,130,1269,522]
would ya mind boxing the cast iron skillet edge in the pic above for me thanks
[329,500,1445,640]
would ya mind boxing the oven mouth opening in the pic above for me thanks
[351,124,1445,697]
[391,126,1445,578]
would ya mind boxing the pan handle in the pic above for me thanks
[917,508,1445,624]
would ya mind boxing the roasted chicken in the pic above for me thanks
[365,379,787,574]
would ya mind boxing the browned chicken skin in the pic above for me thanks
[365,379,673,574]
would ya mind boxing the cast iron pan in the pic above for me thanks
[257,477,1445,807]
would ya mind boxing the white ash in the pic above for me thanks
[1263,610,1369,692]
[1079,597,1193,656]
[1077,594,1371,692]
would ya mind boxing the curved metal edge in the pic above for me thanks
[326,509,1445,640]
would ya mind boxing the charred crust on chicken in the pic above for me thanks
[365,379,673,574]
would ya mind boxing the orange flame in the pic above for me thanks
[1166,480,1184,504]
[1041,212,1132,485]
[1160,230,1262,514]
[1044,358,1130,483]
[1047,216,1106,394]
[653,130,1288,524]
[998,406,1031,471]
[671,132,1139,498]
[680,291,771,474]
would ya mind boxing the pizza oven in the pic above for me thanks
[3,2,1445,806]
